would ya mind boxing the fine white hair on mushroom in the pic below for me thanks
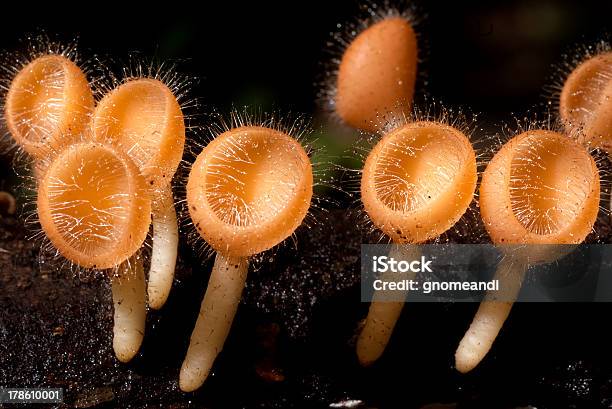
[455,118,604,373]
[0,34,96,170]
[177,109,332,263]
[343,102,488,246]
[317,0,424,132]
[177,109,324,392]
[17,134,152,363]
[544,38,612,135]
[345,102,482,365]
[91,55,197,310]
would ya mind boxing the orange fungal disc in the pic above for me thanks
[37,142,151,269]
[5,54,94,158]
[455,130,600,374]
[559,51,612,150]
[37,141,152,362]
[187,126,313,257]
[93,77,185,309]
[480,130,599,245]
[357,121,477,366]
[361,121,477,243]
[336,16,418,133]
[181,125,313,392]
[93,78,185,186]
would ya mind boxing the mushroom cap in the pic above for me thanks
[560,52,612,150]
[187,126,313,257]
[361,121,477,243]
[5,54,94,157]
[92,78,185,187]
[336,17,417,133]
[480,130,599,245]
[37,142,151,269]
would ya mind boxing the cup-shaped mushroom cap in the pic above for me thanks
[480,130,599,245]
[336,17,417,133]
[92,78,185,186]
[560,52,612,150]
[5,55,94,157]
[37,143,151,269]
[187,126,313,257]
[361,121,477,243]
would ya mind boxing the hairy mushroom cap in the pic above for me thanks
[187,126,313,257]
[5,54,94,157]
[560,52,612,150]
[92,78,185,187]
[480,130,599,245]
[361,121,477,243]
[37,142,151,269]
[336,17,417,133]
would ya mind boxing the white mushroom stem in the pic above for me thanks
[147,183,178,310]
[356,245,419,366]
[180,253,249,392]
[111,254,147,363]
[455,256,526,373]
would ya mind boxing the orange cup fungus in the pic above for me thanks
[560,51,612,150]
[335,16,418,133]
[92,78,185,188]
[93,78,185,309]
[5,55,170,363]
[37,141,152,362]
[456,130,600,374]
[187,126,312,257]
[37,142,151,269]
[180,125,313,392]
[480,130,599,246]
[5,54,94,158]
[357,121,477,366]
[361,121,477,243]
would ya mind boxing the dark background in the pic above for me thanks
[0,0,610,122]
[2,1,612,408]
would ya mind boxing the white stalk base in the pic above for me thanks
[180,253,249,392]
[455,256,526,373]
[111,254,147,363]
[148,183,178,310]
[356,245,419,366]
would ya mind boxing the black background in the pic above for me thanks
[0,0,609,118]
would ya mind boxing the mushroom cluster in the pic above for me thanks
[327,4,606,373]
[3,2,612,396]
[4,50,185,362]
[182,123,313,391]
